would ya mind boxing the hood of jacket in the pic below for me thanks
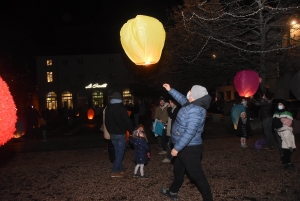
[183,94,211,109]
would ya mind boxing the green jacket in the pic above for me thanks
[155,103,169,123]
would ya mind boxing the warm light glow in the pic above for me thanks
[212,54,216,58]
[13,132,24,139]
[87,109,94,120]
[234,70,260,97]
[0,76,17,145]
[85,83,107,89]
[291,20,297,25]
[120,15,166,65]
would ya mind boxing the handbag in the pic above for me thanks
[102,107,110,140]
[154,119,164,136]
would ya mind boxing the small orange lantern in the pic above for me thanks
[87,109,94,120]
[120,15,166,65]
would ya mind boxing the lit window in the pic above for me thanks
[46,92,57,109]
[92,90,104,107]
[62,91,73,108]
[123,88,133,104]
[47,72,53,82]
[46,60,52,66]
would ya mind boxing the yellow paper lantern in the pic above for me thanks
[120,15,166,65]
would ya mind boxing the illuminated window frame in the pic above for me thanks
[46,92,57,110]
[46,60,52,66]
[123,88,133,104]
[47,72,53,82]
[92,90,104,107]
[62,91,73,108]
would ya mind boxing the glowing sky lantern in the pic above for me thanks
[0,76,17,145]
[234,70,260,97]
[120,15,166,65]
[87,109,94,120]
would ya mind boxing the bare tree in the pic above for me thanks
[161,0,300,88]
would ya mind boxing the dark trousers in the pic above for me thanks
[282,149,292,165]
[169,145,213,201]
[166,137,173,160]
[262,118,274,148]
[161,128,168,151]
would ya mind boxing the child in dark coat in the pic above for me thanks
[129,124,150,179]
[237,112,253,148]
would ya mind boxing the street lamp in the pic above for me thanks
[290,20,299,44]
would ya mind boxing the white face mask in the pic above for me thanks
[278,105,283,110]
[186,91,191,100]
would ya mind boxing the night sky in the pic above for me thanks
[0,0,179,57]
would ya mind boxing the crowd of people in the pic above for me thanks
[101,78,297,201]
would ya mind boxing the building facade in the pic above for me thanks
[36,54,134,113]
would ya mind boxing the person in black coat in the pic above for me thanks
[250,79,274,150]
[105,92,133,178]
[162,98,180,163]
[237,112,253,148]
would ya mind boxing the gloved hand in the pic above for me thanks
[289,147,293,152]
[147,152,151,159]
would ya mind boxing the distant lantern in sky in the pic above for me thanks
[120,15,166,65]
[234,70,260,97]
[0,76,17,146]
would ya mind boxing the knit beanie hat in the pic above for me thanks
[159,96,165,101]
[277,99,287,107]
[111,92,122,100]
[191,85,208,100]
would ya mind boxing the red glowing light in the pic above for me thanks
[234,70,260,97]
[0,76,17,145]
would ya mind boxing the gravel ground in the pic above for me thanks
[0,134,299,201]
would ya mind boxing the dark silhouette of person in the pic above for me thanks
[25,106,41,140]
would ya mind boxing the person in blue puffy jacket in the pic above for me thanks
[160,83,213,201]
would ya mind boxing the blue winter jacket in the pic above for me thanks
[129,136,149,164]
[169,88,211,152]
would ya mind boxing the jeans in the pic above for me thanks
[275,131,283,157]
[169,145,213,201]
[110,134,126,173]
[262,118,274,148]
